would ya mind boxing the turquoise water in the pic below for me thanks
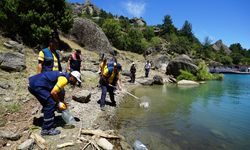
[117,74,250,150]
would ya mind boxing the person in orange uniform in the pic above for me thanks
[28,71,81,135]
[99,62,122,111]
[37,39,62,73]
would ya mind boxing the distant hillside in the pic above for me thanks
[69,1,250,66]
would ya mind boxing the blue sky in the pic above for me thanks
[68,0,250,49]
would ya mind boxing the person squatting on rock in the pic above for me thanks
[67,49,83,86]
[130,62,136,83]
[28,71,81,135]
[144,60,151,78]
[37,39,62,73]
[99,61,122,111]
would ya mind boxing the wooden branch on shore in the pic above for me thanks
[56,142,74,149]
[81,139,101,150]
[30,133,47,150]
[81,129,120,139]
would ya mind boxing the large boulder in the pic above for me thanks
[153,75,164,85]
[67,18,113,54]
[166,55,198,77]
[151,55,170,70]
[0,52,26,72]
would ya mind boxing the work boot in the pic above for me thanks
[41,128,61,136]
[100,106,105,111]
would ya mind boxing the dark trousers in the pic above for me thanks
[145,69,150,77]
[130,73,135,83]
[99,79,115,107]
[28,87,56,130]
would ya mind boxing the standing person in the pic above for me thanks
[28,71,81,136]
[37,39,62,73]
[99,62,122,111]
[144,60,151,77]
[130,62,136,83]
[66,49,82,73]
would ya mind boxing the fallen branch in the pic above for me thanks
[30,133,47,150]
[82,142,90,150]
[56,142,74,149]
[81,129,120,139]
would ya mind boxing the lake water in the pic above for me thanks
[117,74,250,150]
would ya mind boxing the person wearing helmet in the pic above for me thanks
[99,62,122,111]
[28,71,81,136]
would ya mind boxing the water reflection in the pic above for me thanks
[117,75,250,150]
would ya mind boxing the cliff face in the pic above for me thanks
[70,1,100,17]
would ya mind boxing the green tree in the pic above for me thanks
[179,20,193,39]
[127,28,147,54]
[102,19,122,47]
[1,0,73,45]
[143,26,155,41]
[162,15,177,36]
[0,0,19,35]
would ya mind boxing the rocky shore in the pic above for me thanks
[0,35,173,149]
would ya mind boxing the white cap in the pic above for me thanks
[71,71,81,83]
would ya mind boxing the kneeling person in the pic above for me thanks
[28,71,81,136]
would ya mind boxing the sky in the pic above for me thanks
[68,0,250,49]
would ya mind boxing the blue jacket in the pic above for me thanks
[42,48,62,72]
[29,71,70,91]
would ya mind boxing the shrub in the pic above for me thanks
[212,73,224,80]
[196,61,213,80]
[177,70,197,81]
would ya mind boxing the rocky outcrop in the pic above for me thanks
[212,40,231,54]
[72,90,91,103]
[153,75,164,85]
[0,52,26,72]
[67,18,113,54]
[166,55,198,77]
[129,18,146,26]
[70,1,100,16]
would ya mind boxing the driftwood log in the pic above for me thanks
[81,129,120,139]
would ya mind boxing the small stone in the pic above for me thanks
[17,139,34,150]
[3,43,13,49]
[72,90,91,103]
[0,130,22,141]
[96,138,114,150]
[4,97,12,102]
[6,143,11,147]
